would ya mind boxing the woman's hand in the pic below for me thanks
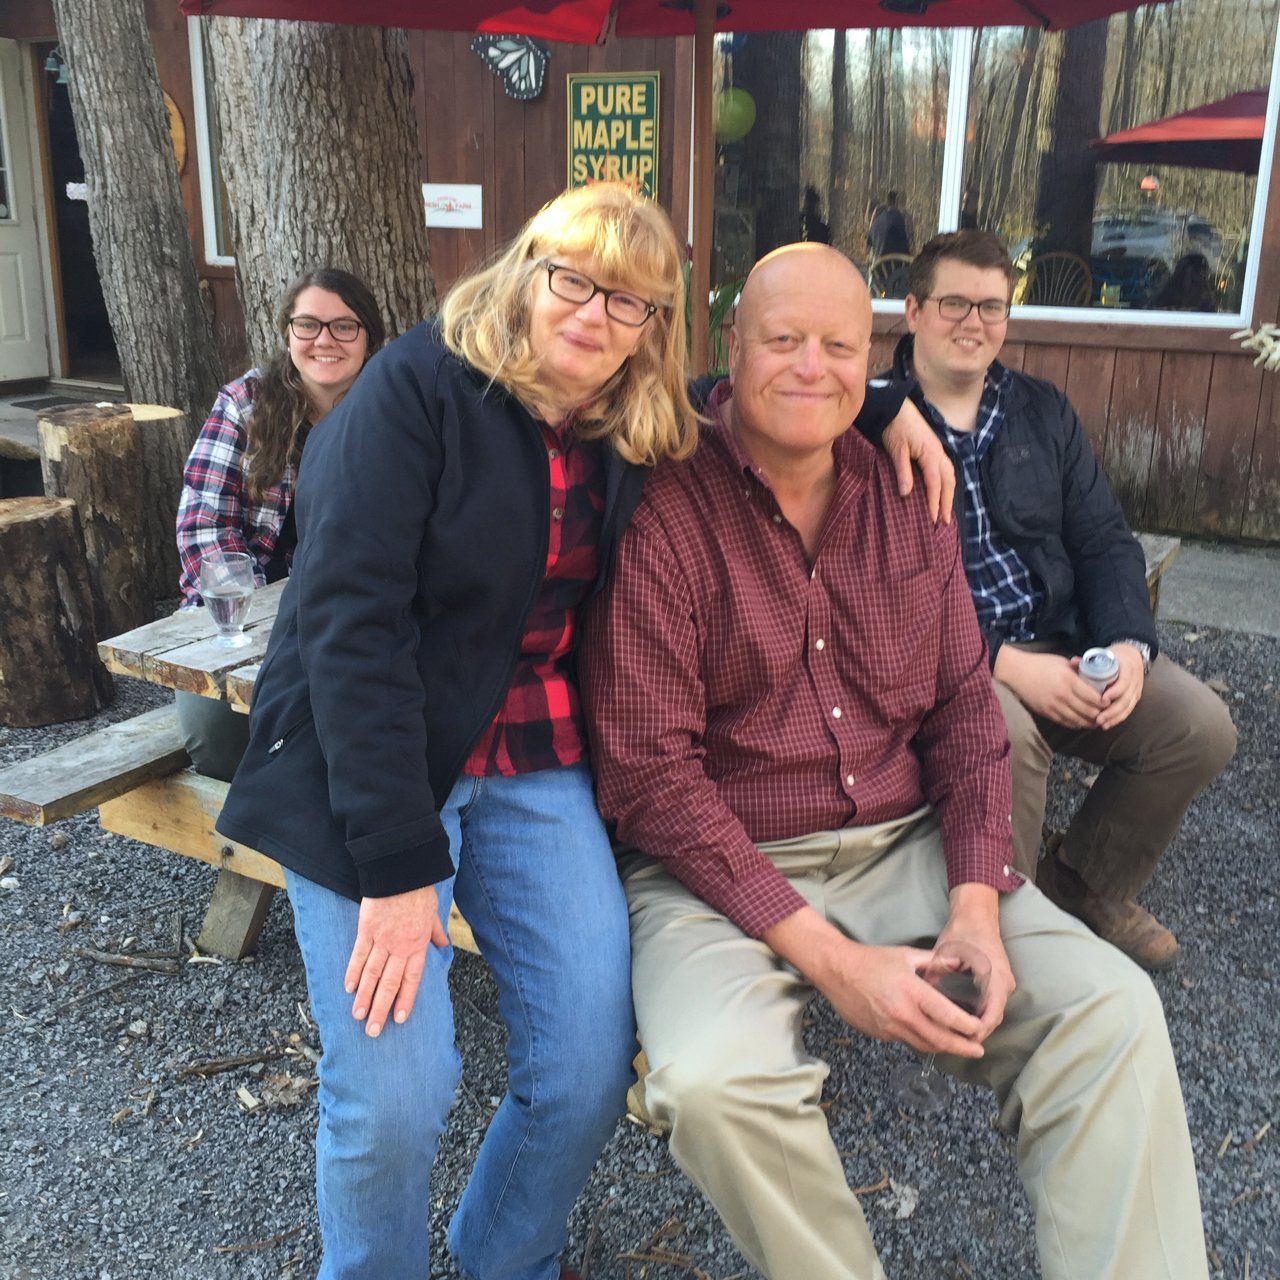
[344,886,451,1037]
[881,398,955,524]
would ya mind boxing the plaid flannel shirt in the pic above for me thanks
[176,372,296,607]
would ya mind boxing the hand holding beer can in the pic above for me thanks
[1078,647,1119,694]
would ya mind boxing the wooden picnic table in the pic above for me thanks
[93,580,477,959]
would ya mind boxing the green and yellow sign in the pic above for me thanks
[567,72,660,198]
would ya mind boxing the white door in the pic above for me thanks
[0,39,50,381]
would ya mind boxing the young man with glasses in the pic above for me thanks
[893,230,1235,970]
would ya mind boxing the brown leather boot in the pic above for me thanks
[1036,850,1181,972]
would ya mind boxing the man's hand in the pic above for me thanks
[994,645,1104,730]
[934,884,1015,1040]
[763,908,985,1058]
[881,397,955,525]
[1096,643,1146,731]
[344,885,451,1037]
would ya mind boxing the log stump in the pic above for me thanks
[128,403,200,602]
[38,403,150,636]
[0,498,114,727]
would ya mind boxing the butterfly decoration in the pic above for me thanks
[469,35,549,102]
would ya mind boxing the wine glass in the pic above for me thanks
[198,550,256,648]
[890,940,991,1115]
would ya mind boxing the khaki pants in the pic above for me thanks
[993,651,1236,892]
[626,808,1208,1280]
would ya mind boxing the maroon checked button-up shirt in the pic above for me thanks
[581,381,1018,937]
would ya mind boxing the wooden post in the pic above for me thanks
[0,497,114,727]
[38,403,151,636]
[128,403,200,601]
[690,0,716,376]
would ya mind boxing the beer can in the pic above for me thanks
[1079,647,1119,694]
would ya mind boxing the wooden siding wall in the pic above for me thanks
[411,32,692,294]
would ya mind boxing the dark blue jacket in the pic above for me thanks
[216,324,650,901]
[888,335,1157,668]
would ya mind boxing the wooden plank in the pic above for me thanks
[999,341,1026,372]
[98,770,478,955]
[1019,343,1071,387]
[1243,372,1280,542]
[225,664,260,713]
[197,871,277,960]
[1137,531,1181,617]
[98,581,283,696]
[0,705,186,825]
[1143,350,1213,532]
[1193,353,1265,538]
[1064,346,1117,461]
[1103,348,1164,525]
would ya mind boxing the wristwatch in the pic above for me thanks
[1113,639,1152,675]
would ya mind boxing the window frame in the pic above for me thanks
[867,14,1280,334]
[187,17,235,268]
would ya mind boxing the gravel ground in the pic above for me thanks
[1,620,1276,1280]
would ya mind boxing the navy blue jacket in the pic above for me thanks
[888,335,1157,668]
[219,327,905,902]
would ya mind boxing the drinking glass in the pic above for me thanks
[890,941,991,1115]
[198,550,256,648]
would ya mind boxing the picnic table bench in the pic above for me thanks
[0,535,1182,962]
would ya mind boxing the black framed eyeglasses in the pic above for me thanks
[923,295,1011,323]
[542,261,658,327]
[288,315,365,342]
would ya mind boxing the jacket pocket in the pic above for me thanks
[266,710,314,758]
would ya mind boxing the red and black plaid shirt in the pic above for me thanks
[464,421,605,777]
[581,381,1018,938]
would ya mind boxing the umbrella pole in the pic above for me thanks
[690,0,715,374]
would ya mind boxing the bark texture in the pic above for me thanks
[38,404,150,637]
[204,18,437,362]
[0,498,113,727]
[50,0,224,426]
[129,404,200,601]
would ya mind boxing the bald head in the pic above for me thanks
[736,243,871,337]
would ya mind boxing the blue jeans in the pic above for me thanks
[285,763,636,1280]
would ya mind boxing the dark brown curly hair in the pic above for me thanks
[244,268,386,501]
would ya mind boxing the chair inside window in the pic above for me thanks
[1017,252,1093,308]
[866,254,913,300]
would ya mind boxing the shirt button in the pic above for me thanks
[831,706,842,719]
[1002,864,1012,876]
[845,774,855,787]
[772,513,783,525]
[815,638,825,650]
[548,448,560,460]
[552,506,564,520]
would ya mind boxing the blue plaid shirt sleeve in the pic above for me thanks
[176,373,276,607]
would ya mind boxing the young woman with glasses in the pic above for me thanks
[175,267,385,780]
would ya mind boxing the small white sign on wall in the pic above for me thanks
[423,183,483,229]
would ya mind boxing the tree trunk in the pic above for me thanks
[737,32,804,261]
[0,498,113,727]
[203,18,437,362]
[1033,22,1108,260]
[130,404,201,601]
[38,404,150,637]
[828,31,852,254]
[50,0,225,430]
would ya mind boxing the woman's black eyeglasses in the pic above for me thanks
[542,262,658,327]
[288,315,365,342]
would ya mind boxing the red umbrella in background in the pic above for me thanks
[1092,88,1267,175]
[179,0,1169,367]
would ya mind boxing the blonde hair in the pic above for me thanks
[439,184,697,465]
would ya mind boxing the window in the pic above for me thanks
[187,18,235,266]
[0,78,12,222]
[710,2,1280,326]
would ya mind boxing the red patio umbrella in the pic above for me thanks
[179,0,1169,367]
[1092,88,1266,175]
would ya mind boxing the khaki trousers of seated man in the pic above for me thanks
[993,648,1236,891]
[625,808,1207,1280]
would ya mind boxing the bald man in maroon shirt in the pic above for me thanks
[581,244,1207,1280]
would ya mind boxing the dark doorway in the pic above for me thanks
[37,42,120,385]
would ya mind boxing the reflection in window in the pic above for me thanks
[0,96,11,221]
[965,0,1279,313]
[711,30,950,297]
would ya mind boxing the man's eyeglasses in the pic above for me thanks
[288,315,365,342]
[923,295,1011,323]
[542,261,658,327]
